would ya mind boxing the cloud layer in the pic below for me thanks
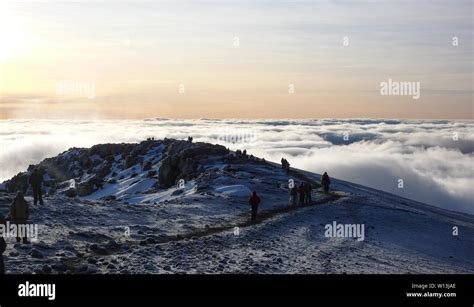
[1,118,472,214]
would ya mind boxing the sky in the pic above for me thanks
[0,0,472,119]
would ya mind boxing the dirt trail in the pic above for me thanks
[104,192,345,253]
[149,168,344,244]
[168,192,345,242]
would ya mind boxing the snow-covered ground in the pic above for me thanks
[0,139,472,274]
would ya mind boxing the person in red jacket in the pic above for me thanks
[248,191,261,221]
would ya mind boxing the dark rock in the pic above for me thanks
[77,174,104,196]
[76,181,94,196]
[147,170,157,178]
[87,257,98,264]
[89,143,133,159]
[89,244,109,255]
[42,265,52,274]
[65,188,76,198]
[105,240,121,250]
[5,172,29,193]
[125,155,142,169]
[52,263,67,272]
[100,195,116,201]
[143,161,152,171]
[158,156,181,188]
[30,249,44,259]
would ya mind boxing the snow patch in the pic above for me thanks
[214,185,251,198]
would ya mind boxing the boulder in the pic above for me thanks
[30,249,44,259]
[64,188,77,198]
[76,175,103,196]
[89,243,108,255]
[125,154,142,169]
[158,156,181,188]
[76,181,95,196]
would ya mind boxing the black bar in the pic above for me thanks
[0,274,472,304]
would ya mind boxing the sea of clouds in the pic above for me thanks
[0,118,472,214]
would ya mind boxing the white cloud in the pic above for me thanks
[0,118,472,214]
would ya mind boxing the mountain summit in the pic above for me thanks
[0,138,473,274]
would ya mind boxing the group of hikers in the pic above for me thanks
[0,168,43,274]
[290,182,312,207]
[248,158,331,222]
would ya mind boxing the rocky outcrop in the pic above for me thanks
[158,156,182,187]
[5,172,29,193]
[3,138,232,196]
[88,143,134,159]
[158,141,228,188]
[76,175,103,196]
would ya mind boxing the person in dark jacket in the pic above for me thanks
[28,168,44,205]
[299,182,306,206]
[248,191,261,221]
[321,172,331,194]
[0,214,6,274]
[290,186,298,207]
[281,158,290,174]
[304,182,312,205]
[10,191,29,244]
[281,158,288,171]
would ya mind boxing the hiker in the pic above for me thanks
[304,182,312,204]
[321,172,331,194]
[28,168,44,205]
[281,158,290,174]
[10,191,29,244]
[285,159,290,174]
[290,185,298,207]
[0,214,6,274]
[299,182,306,206]
[248,191,261,221]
